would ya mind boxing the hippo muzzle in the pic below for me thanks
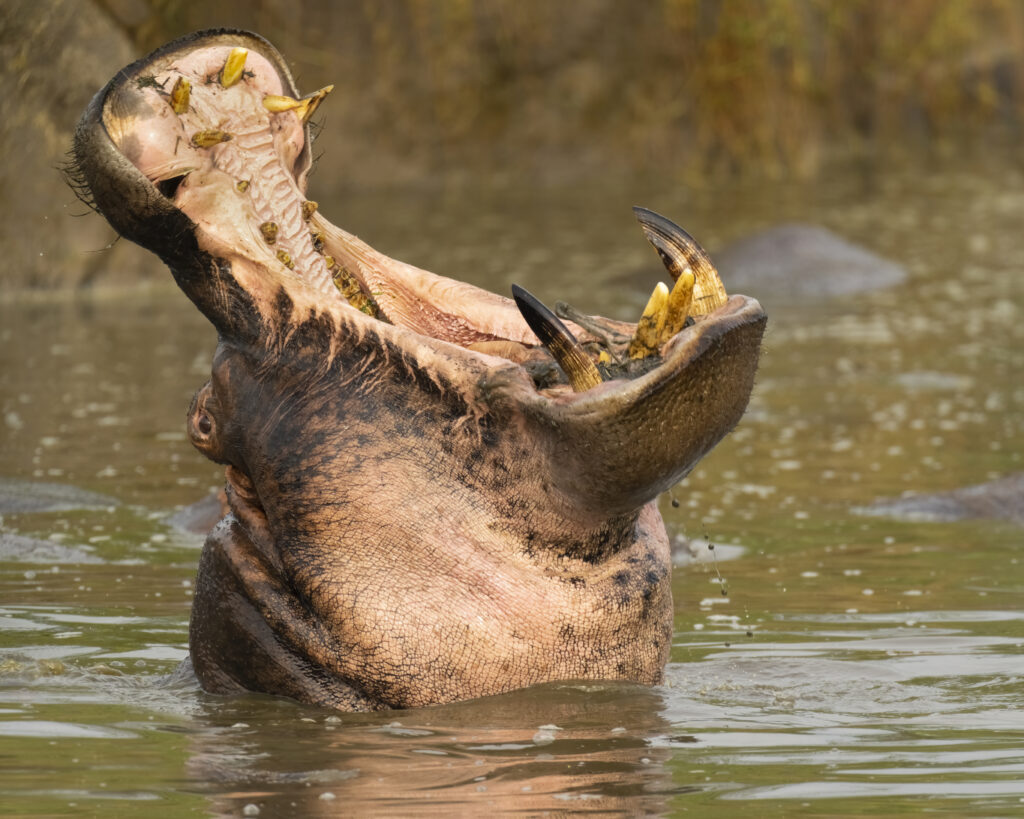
[71,29,766,710]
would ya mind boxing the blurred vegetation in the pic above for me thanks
[96,0,1024,183]
[3,0,1023,290]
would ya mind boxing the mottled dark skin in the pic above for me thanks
[71,29,766,710]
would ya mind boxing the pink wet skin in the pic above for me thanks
[102,46,546,352]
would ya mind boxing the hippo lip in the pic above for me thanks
[72,29,766,516]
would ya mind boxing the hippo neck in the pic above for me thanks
[225,342,647,567]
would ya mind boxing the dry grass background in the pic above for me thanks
[2,0,1022,288]
[105,0,1024,183]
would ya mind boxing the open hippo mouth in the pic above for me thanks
[71,30,766,710]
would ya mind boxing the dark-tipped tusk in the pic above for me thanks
[633,206,727,316]
[512,285,603,393]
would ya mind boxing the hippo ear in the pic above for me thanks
[516,298,765,517]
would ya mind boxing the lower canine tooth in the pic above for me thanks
[511,284,602,393]
[633,207,727,316]
[628,282,669,359]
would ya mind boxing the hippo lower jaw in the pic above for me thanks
[72,29,766,710]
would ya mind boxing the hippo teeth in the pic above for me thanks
[219,47,248,88]
[511,285,604,393]
[617,207,728,362]
[633,207,727,317]
[262,86,334,125]
[170,77,191,114]
[627,281,670,360]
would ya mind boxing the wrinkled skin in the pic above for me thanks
[72,30,766,710]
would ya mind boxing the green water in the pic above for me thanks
[1,163,1022,816]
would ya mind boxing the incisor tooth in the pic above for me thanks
[220,48,248,88]
[659,268,695,343]
[263,86,334,125]
[628,281,669,360]
[511,285,602,393]
[633,207,727,316]
[170,77,190,113]
[263,94,303,113]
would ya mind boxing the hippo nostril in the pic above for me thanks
[197,413,212,435]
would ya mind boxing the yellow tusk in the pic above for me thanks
[628,282,670,359]
[220,47,248,88]
[297,85,333,124]
[169,77,191,114]
[658,268,696,344]
[263,86,334,125]
[633,207,727,316]
[262,94,303,113]
[511,284,603,393]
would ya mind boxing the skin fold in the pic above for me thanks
[71,29,766,710]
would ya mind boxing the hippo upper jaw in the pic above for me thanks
[71,29,766,709]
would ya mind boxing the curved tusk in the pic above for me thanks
[512,285,603,393]
[633,206,727,316]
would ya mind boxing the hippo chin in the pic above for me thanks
[71,29,766,711]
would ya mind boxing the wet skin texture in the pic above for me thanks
[71,30,766,710]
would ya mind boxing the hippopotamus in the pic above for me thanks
[70,29,765,710]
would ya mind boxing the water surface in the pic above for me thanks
[1,163,1022,816]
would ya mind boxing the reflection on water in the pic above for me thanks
[1,163,1022,815]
